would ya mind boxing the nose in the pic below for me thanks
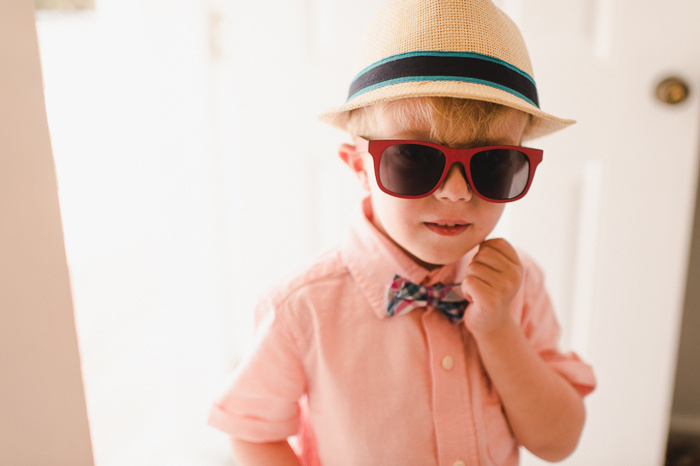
[434,163,472,201]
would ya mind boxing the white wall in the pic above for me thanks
[0,1,93,464]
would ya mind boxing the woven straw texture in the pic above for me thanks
[319,0,574,141]
[354,0,532,76]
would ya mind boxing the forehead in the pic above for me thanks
[371,98,528,146]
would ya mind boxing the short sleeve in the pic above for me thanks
[208,303,307,442]
[518,254,596,396]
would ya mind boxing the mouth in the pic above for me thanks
[424,222,470,236]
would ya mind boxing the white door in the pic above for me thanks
[490,1,700,464]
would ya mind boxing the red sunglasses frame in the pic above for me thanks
[354,137,543,203]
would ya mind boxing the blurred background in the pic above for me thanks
[16,0,700,464]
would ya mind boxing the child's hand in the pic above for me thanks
[461,238,523,335]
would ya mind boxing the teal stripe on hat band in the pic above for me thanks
[347,51,539,108]
[349,76,539,108]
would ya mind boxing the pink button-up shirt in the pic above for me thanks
[209,200,595,466]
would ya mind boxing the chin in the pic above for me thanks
[413,249,466,269]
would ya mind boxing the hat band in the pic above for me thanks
[347,51,539,107]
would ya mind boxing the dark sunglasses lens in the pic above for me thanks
[470,149,530,200]
[379,144,445,196]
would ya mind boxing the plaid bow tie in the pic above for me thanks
[386,275,469,323]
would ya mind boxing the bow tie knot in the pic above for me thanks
[386,275,469,323]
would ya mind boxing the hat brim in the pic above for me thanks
[318,80,575,141]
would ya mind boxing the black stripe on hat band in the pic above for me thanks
[347,52,539,107]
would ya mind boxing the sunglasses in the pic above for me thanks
[355,137,543,203]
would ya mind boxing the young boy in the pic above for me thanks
[208,1,596,465]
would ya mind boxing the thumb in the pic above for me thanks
[460,278,475,303]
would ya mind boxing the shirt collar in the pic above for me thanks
[340,197,475,320]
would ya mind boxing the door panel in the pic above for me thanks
[492,1,700,464]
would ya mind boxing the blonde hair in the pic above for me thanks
[347,97,529,145]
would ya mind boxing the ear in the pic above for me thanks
[338,143,370,191]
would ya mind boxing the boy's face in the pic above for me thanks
[344,102,528,269]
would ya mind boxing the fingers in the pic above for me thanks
[467,239,520,280]
[465,261,505,288]
[475,238,520,270]
[461,238,523,334]
[462,238,523,299]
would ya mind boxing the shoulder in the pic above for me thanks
[254,247,359,348]
[515,247,546,289]
[258,247,352,316]
[509,247,557,328]
[502,246,550,324]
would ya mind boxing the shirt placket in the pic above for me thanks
[421,307,480,466]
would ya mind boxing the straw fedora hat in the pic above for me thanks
[318,0,574,141]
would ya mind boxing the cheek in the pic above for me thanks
[365,163,414,222]
[372,193,407,226]
[369,191,422,236]
[476,202,506,231]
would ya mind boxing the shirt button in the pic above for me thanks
[441,355,454,370]
[453,461,466,466]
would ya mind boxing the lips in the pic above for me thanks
[424,221,470,236]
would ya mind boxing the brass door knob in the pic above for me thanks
[656,77,690,105]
